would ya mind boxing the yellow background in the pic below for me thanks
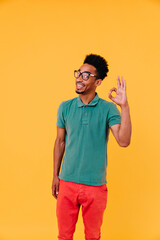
[0,0,160,239]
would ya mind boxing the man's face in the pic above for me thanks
[75,63,100,95]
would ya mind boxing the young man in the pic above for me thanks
[52,54,131,240]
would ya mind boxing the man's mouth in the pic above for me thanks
[76,83,85,90]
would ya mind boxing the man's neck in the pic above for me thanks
[80,92,96,105]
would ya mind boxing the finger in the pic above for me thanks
[56,187,59,195]
[56,183,59,196]
[108,92,114,101]
[108,88,117,100]
[117,76,120,88]
[108,88,117,97]
[52,184,55,193]
[121,76,124,88]
[124,79,126,90]
[109,87,117,93]
[53,194,57,200]
[52,186,57,199]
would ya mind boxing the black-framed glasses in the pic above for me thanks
[74,70,98,81]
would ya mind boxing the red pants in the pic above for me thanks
[56,179,108,240]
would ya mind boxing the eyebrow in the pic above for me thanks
[78,69,91,74]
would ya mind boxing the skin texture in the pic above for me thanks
[52,126,66,199]
[108,76,131,147]
[75,63,102,105]
[52,64,132,199]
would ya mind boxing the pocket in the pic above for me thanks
[98,184,108,193]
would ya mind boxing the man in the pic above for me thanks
[52,54,131,240]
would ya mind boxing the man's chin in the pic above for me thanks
[75,90,85,94]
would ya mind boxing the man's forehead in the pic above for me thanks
[79,63,97,73]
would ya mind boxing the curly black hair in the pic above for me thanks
[83,53,109,80]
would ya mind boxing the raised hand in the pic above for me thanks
[108,76,128,107]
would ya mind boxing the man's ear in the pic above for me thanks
[95,79,102,87]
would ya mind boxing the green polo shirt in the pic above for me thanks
[56,92,121,186]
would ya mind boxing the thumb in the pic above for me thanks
[108,88,117,102]
[108,92,114,101]
[56,183,59,195]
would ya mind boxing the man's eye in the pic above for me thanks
[83,74,88,79]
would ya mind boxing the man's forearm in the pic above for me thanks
[53,138,65,177]
[118,103,132,147]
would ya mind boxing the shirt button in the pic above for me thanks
[84,113,87,115]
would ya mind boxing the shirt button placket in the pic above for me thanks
[82,105,88,124]
[84,105,87,115]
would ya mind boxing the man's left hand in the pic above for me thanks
[108,76,128,107]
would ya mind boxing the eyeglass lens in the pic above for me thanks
[74,71,89,80]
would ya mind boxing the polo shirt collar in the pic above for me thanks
[77,92,99,107]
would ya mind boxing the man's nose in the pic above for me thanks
[76,75,83,82]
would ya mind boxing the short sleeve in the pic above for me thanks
[56,102,65,128]
[107,102,121,127]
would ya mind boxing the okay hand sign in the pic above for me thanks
[108,76,128,107]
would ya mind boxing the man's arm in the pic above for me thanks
[108,76,132,147]
[52,126,66,199]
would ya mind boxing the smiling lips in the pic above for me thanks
[76,83,85,90]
